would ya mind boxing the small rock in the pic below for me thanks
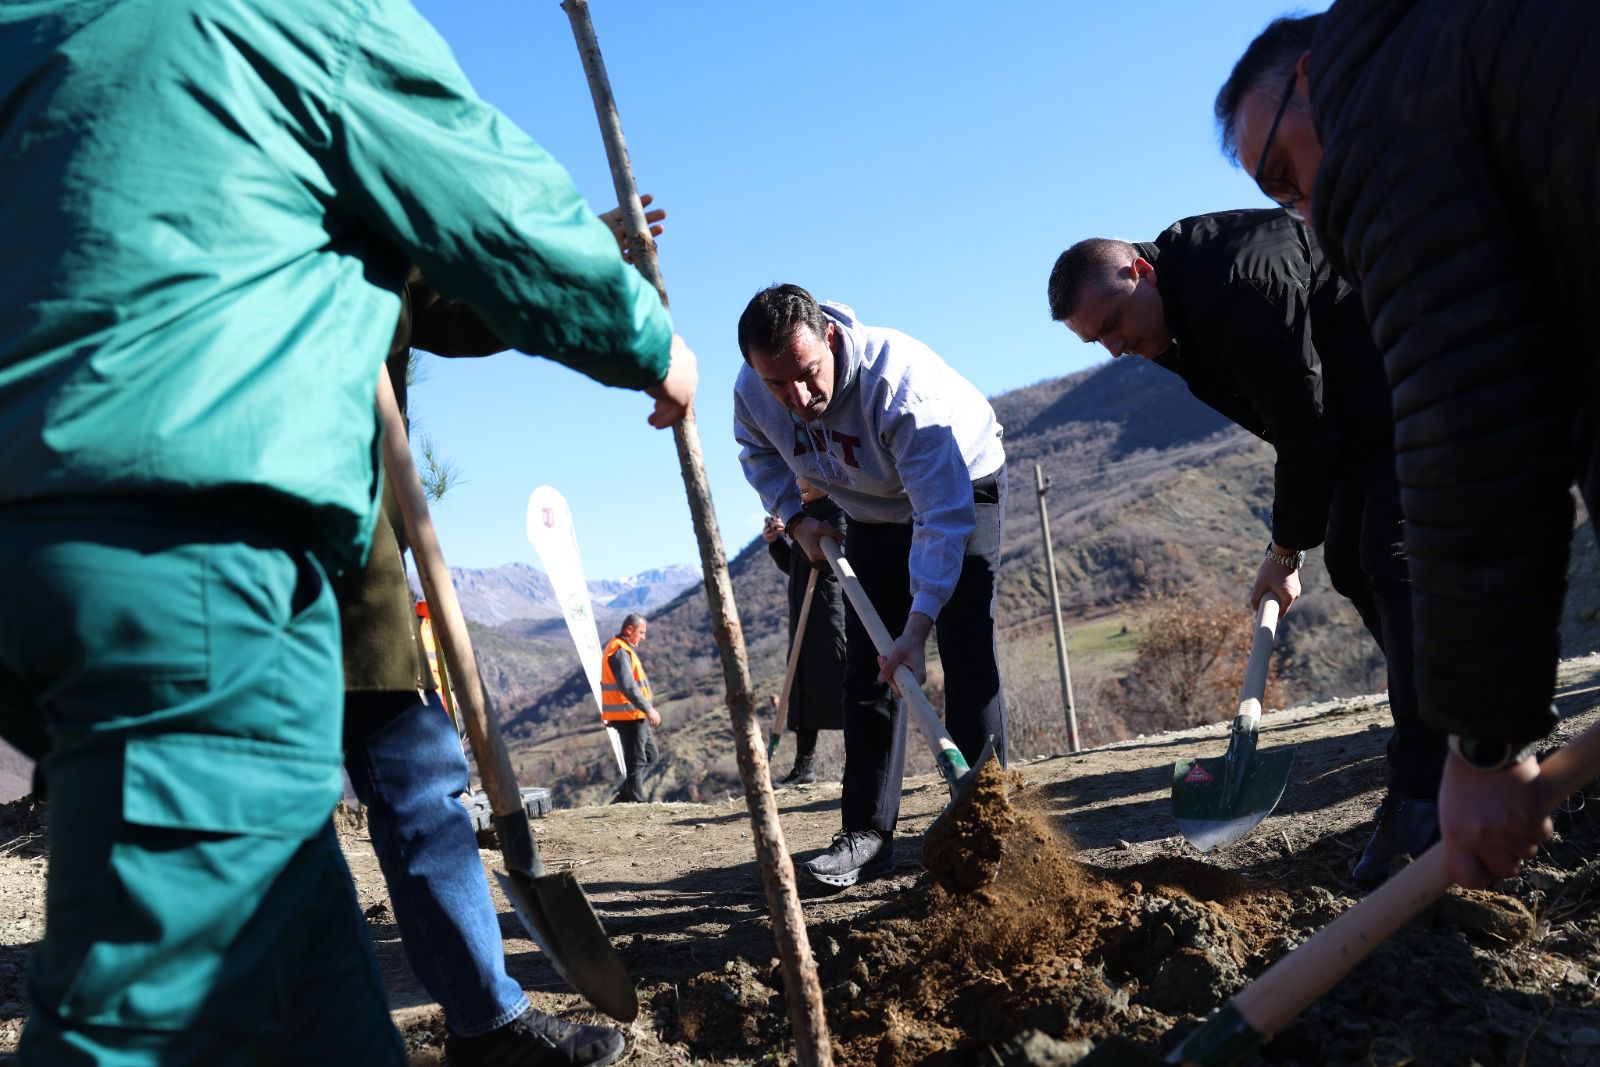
[987,1028,1095,1066]
[362,902,389,922]
[1437,889,1535,943]
[1115,839,1133,851]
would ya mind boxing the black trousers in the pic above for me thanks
[610,718,658,803]
[1321,450,1447,800]
[840,468,1008,833]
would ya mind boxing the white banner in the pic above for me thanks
[525,485,626,776]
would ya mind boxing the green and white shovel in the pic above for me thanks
[1172,594,1293,851]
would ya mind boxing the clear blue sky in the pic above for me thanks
[407,0,1320,577]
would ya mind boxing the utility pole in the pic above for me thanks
[1035,463,1080,752]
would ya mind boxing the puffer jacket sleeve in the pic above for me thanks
[1308,0,1593,746]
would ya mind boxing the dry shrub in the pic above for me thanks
[1100,589,1284,733]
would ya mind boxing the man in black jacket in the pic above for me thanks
[1216,4,1599,888]
[1048,209,1447,883]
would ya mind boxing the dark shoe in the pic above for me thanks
[1351,793,1440,889]
[801,830,895,888]
[445,1007,625,1067]
[780,756,817,786]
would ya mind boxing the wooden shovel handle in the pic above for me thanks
[773,568,819,741]
[1230,716,1600,1044]
[1234,594,1281,726]
[376,372,523,819]
[818,539,960,755]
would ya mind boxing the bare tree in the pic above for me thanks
[1102,589,1284,733]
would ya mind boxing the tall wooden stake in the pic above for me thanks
[559,4,834,1064]
[1035,463,1080,752]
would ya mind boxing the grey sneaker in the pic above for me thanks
[802,830,895,888]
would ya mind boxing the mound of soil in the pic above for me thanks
[804,761,1296,1065]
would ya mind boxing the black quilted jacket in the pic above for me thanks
[1309,0,1600,745]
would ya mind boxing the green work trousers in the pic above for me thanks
[0,500,404,1065]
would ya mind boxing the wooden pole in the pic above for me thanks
[558,4,834,1064]
[1035,463,1079,753]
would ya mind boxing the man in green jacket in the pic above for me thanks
[0,2,695,1063]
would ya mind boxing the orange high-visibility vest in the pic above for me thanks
[415,601,445,696]
[600,635,652,722]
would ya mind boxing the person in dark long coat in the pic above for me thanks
[762,478,848,784]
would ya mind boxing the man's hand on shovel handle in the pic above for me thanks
[1439,751,1552,887]
[787,513,843,564]
[1250,551,1302,612]
[646,334,698,428]
[877,612,933,694]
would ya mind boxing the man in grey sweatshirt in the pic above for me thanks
[734,284,1008,888]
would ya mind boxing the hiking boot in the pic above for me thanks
[444,1007,625,1067]
[780,756,817,786]
[1350,793,1440,889]
[801,830,895,888]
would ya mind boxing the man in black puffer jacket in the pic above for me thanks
[1049,210,1446,884]
[1216,4,1600,888]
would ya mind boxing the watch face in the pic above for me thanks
[1464,737,1514,768]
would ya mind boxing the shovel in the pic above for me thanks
[819,538,997,804]
[1079,716,1600,1066]
[1172,594,1293,851]
[376,371,638,1022]
[769,568,819,762]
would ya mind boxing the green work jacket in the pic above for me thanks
[0,0,672,570]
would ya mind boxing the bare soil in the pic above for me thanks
[5,657,1600,1066]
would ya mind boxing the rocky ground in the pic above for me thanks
[4,657,1600,1065]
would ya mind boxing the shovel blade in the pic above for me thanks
[495,867,639,1022]
[950,736,998,805]
[1172,748,1294,852]
[926,737,1001,840]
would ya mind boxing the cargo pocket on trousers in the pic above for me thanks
[57,732,343,1033]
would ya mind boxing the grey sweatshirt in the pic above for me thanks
[734,302,1004,621]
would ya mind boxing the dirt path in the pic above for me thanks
[4,656,1600,1065]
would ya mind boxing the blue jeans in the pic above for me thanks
[343,692,529,1037]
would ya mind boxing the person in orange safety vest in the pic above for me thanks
[600,614,659,803]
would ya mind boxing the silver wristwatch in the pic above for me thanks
[1265,543,1306,571]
